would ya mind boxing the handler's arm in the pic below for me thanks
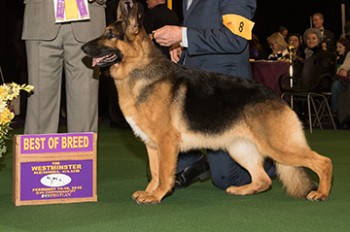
[186,0,256,55]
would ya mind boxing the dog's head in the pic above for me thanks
[81,0,144,68]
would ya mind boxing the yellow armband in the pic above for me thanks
[222,14,255,40]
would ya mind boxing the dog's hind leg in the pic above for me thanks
[263,146,332,201]
[253,108,332,201]
[243,102,332,201]
[303,151,332,201]
[225,139,272,195]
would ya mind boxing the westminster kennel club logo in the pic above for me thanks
[41,174,72,187]
[82,0,332,204]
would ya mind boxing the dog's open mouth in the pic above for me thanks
[92,53,119,67]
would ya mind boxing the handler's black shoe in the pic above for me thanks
[175,156,211,188]
[145,156,211,188]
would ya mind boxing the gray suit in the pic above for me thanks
[22,0,106,134]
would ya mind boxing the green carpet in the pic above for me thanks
[0,123,349,232]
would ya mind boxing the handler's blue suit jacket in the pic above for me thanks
[181,0,256,79]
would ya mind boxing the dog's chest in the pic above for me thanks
[125,116,151,144]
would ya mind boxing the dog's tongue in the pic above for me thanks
[92,57,104,67]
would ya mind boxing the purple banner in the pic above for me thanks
[76,0,88,18]
[19,133,94,154]
[20,160,93,201]
[56,0,65,20]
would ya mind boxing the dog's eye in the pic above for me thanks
[106,29,124,40]
[107,29,116,39]
[107,33,116,39]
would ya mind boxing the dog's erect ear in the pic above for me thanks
[117,0,144,35]
[117,0,132,21]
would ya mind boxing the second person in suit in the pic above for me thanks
[22,0,107,134]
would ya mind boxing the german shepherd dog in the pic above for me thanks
[82,0,332,204]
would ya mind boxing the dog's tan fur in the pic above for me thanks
[82,0,332,204]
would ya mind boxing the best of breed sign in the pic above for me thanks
[13,132,97,206]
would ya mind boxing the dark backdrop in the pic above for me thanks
[253,0,346,49]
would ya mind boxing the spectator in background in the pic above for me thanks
[287,32,305,78]
[266,32,289,60]
[283,28,332,85]
[287,32,304,59]
[312,12,336,53]
[303,28,324,59]
[287,33,302,47]
[249,33,268,60]
[335,38,350,67]
[278,25,288,40]
[331,38,350,115]
[287,28,329,83]
[143,0,180,58]
[321,40,328,51]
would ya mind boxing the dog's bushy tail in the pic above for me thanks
[276,163,315,198]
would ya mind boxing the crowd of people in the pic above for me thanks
[251,13,350,129]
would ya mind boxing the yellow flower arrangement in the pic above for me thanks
[0,83,34,157]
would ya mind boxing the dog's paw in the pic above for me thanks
[226,186,254,195]
[131,190,161,205]
[225,182,270,195]
[306,191,328,201]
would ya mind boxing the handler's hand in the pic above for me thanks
[153,26,182,47]
[169,45,182,63]
[338,69,348,77]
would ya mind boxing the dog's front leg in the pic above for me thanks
[145,145,159,193]
[132,141,179,204]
